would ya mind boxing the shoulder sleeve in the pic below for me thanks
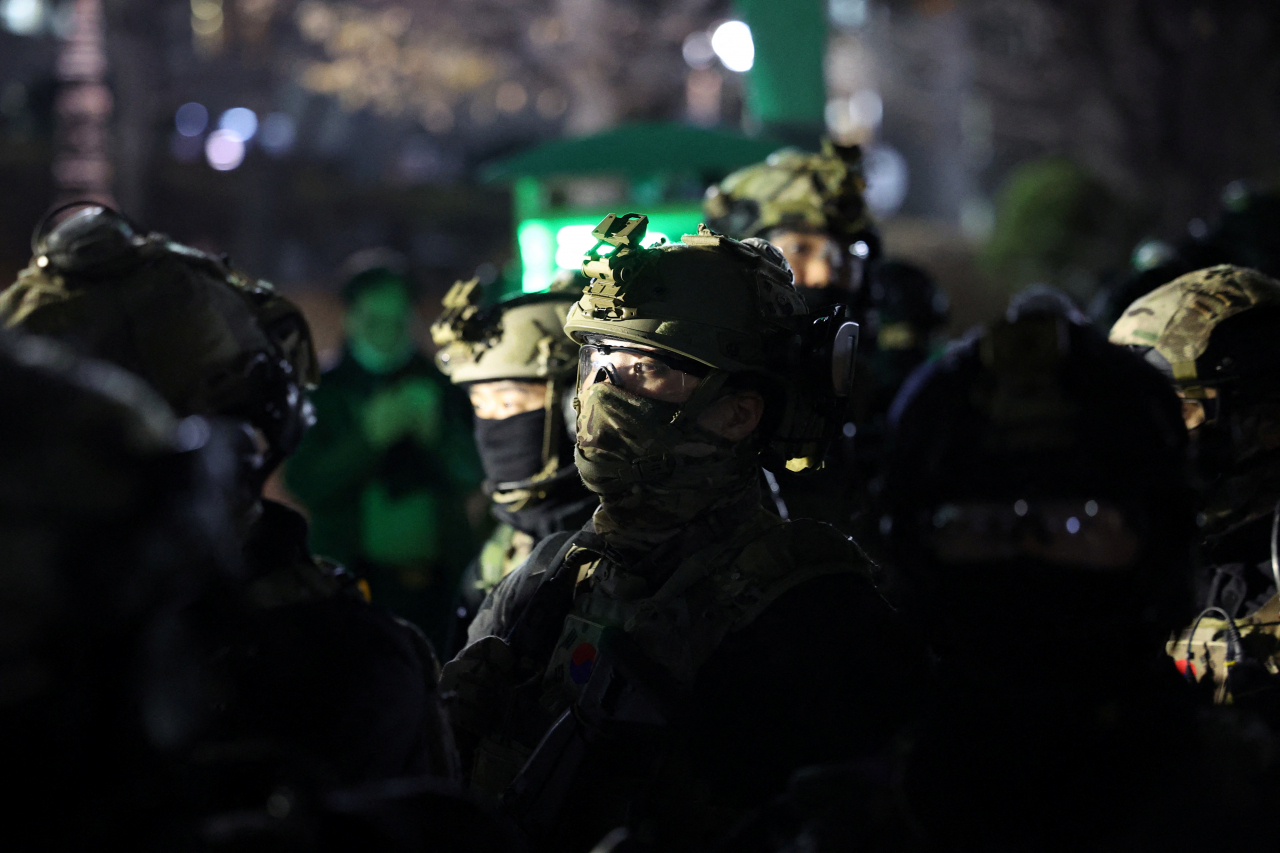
[463,530,575,649]
[722,517,881,633]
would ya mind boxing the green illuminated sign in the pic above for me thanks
[516,206,705,292]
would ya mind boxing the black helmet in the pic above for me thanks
[0,204,319,485]
[0,329,235,846]
[884,314,1194,643]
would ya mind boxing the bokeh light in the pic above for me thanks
[864,143,909,218]
[205,129,246,170]
[682,31,715,70]
[829,0,869,29]
[711,21,754,73]
[218,107,258,141]
[170,131,204,163]
[535,88,567,119]
[174,102,209,137]
[1,0,44,35]
[849,90,883,128]
[259,112,296,155]
[190,0,223,37]
[495,81,528,114]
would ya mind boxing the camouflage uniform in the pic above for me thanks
[431,279,597,647]
[1,204,455,786]
[1111,264,1280,706]
[441,214,923,853]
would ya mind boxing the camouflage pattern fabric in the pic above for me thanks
[1109,264,1280,382]
[446,509,871,800]
[702,139,873,241]
[476,523,536,595]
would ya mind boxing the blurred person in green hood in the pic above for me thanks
[287,260,483,652]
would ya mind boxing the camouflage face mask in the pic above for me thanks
[573,380,758,535]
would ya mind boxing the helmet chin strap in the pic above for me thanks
[541,374,564,471]
[669,371,729,427]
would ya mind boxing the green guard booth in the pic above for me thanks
[481,0,827,297]
[480,122,785,297]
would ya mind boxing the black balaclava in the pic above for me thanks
[473,398,595,538]
[474,409,547,486]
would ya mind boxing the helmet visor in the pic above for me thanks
[578,341,707,403]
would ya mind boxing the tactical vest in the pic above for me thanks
[469,511,870,798]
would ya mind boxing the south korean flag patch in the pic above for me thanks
[544,613,607,700]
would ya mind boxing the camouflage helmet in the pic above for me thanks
[702,139,874,243]
[1111,265,1280,531]
[565,213,859,469]
[0,204,319,481]
[565,213,807,372]
[1109,264,1280,391]
[431,276,585,510]
[431,278,579,384]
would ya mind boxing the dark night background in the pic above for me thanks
[1,0,1278,356]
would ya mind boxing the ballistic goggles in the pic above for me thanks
[578,338,710,403]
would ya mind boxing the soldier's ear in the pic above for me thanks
[697,390,765,442]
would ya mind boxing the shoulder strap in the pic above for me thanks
[730,518,873,630]
[503,530,606,669]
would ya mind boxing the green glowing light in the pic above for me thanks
[518,220,555,293]
[552,224,670,270]
[517,208,703,293]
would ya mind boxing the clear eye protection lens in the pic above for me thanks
[578,346,613,393]
[577,344,704,403]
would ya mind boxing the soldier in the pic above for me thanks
[441,214,924,853]
[0,328,237,849]
[431,278,597,650]
[857,260,950,507]
[1092,183,1280,329]
[874,311,1278,851]
[0,203,455,789]
[702,140,877,314]
[703,142,944,541]
[1110,265,1280,702]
